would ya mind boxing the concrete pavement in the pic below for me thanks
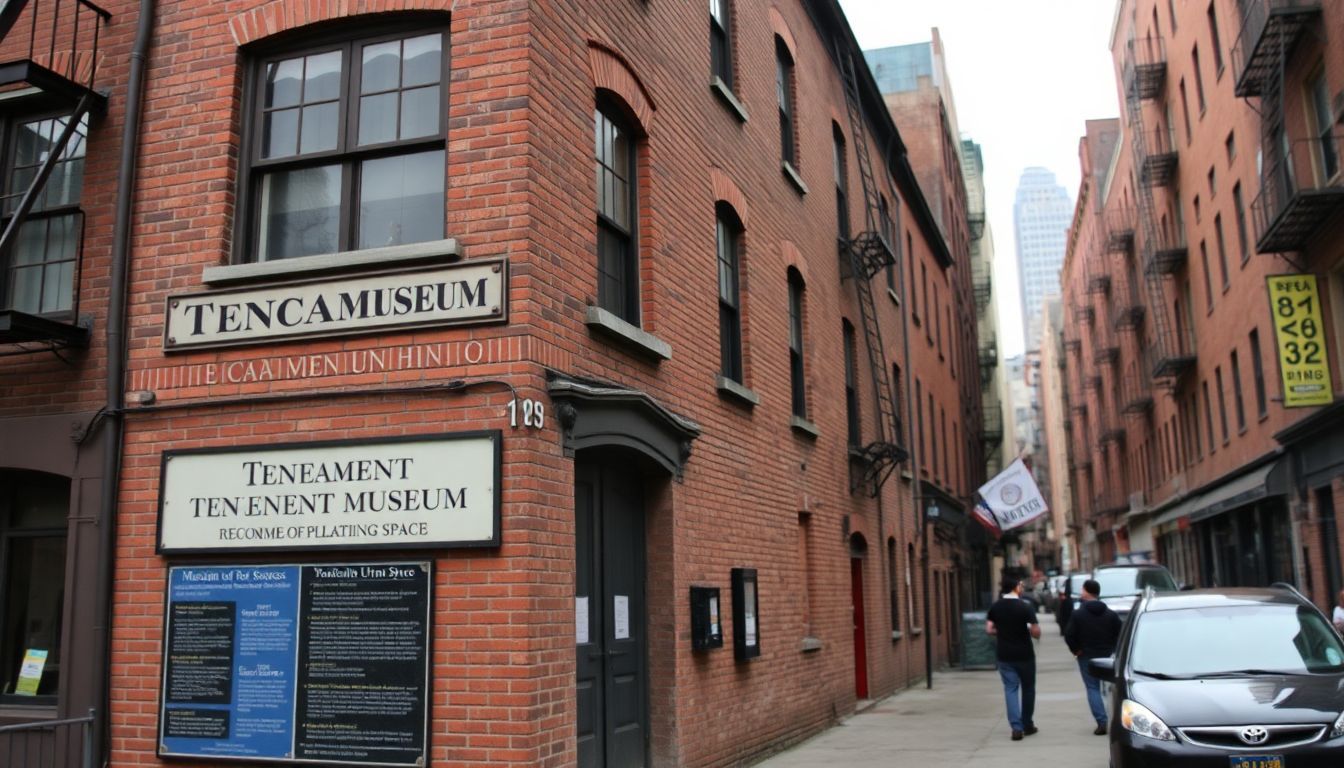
[754,614,1111,767]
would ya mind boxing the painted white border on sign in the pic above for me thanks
[157,433,499,553]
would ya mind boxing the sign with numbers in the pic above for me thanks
[1267,274,1334,408]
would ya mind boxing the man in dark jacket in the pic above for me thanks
[1065,579,1122,735]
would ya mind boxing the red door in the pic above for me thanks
[851,557,868,699]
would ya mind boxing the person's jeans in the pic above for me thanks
[1078,658,1107,725]
[997,660,1036,732]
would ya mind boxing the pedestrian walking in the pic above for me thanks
[1334,590,1344,633]
[1064,579,1122,735]
[986,578,1041,741]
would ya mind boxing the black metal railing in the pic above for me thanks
[0,710,94,768]
[1139,127,1179,187]
[982,401,1003,444]
[1124,37,1167,101]
[1231,0,1321,98]
[0,0,111,94]
[1102,208,1136,253]
[1252,134,1344,253]
[1143,229,1189,274]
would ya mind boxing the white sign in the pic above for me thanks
[158,432,499,553]
[575,597,589,644]
[613,595,630,640]
[164,260,506,350]
[976,458,1049,532]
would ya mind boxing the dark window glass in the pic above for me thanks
[1192,45,1205,112]
[0,471,68,702]
[1215,366,1229,443]
[1131,605,1344,676]
[1203,379,1216,452]
[1231,350,1245,431]
[844,320,860,446]
[789,269,807,418]
[916,379,925,469]
[3,114,87,316]
[1179,79,1192,144]
[710,0,732,89]
[834,126,849,245]
[1232,183,1249,263]
[1310,70,1338,180]
[1249,329,1267,417]
[888,539,900,632]
[776,38,794,166]
[1200,242,1213,311]
[248,32,446,262]
[595,105,639,323]
[1214,215,1229,289]
[1207,3,1223,71]
[928,393,938,478]
[717,208,743,383]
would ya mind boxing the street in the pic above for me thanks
[756,615,1109,767]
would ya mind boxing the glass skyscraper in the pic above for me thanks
[1013,167,1072,348]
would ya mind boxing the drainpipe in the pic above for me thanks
[93,0,154,762]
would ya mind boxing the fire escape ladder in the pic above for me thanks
[837,45,905,495]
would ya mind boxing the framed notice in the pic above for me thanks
[731,568,760,662]
[1267,274,1335,408]
[158,562,431,766]
[157,432,500,554]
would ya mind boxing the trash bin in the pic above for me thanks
[960,611,996,669]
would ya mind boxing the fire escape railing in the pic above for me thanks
[1251,134,1344,253]
[1231,0,1321,98]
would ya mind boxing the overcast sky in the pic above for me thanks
[838,0,1121,355]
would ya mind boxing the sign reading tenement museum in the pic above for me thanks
[157,433,500,553]
[164,260,506,350]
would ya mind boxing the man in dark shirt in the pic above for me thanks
[1065,579,1123,735]
[986,578,1041,741]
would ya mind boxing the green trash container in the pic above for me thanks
[960,611,996,669]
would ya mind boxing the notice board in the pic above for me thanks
[158,562,430,766]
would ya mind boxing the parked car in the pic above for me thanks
[1092,562,1178,623]
[1057,571,1092,633]
[1090,586,1344,767]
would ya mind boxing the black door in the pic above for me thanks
[575,460,647,768]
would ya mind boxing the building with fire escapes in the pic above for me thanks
[0,0,982,766]
[1059,0,1344,611]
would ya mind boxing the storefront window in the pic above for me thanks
[0,471,68,702]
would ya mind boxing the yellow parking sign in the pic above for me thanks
[1267,274,1334,408]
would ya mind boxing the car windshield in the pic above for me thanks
[1094,567,1175,598]
[1130,605,1344,677]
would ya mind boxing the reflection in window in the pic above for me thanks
[0,471,68,701]
[595,104,638,323]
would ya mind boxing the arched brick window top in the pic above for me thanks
[229,0,449,47]
[588,42,656,131]
[767,7,798,63]
[779,240,808,283]
[709,167,749,230]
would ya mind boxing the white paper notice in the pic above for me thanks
[614,595,630,640]
[745,613,757,646]
[575,597,589,644]
[709,596,721,635]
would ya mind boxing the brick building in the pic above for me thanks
[1059,0,1344,608]
[0,0,984,766]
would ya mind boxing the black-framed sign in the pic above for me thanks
[158,561,431,767]
[731,568,760,662]
[689,586,723,651]
[157,431,501,554]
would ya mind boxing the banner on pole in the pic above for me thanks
[976,458,1048,532]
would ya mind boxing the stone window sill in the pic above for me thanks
[585,306,672,362]
[790,415,820,439]
[800,636,823,653]
[710,77,749,123]
[891,630,903,641]
[782,161,808,195]
[910,627,924,637]
[203,239,463,286]
[716,375,760,408]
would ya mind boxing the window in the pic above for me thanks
[880,194,896,291]
[710,0,733,90]
[716,206,744,383]
[1192,45,1205,112]
[929,392,938,478]
[888,538,900,633]
[1249,328,1267,418]
[1179,79,1192,144]
[776,37,795,167]
[788,268,807,418]
[0,471,69,702]
[1191,392,1203,458]
[891,363,904,446]
[1207,166,1216,198]
[244,30,447,262]
[1231,349,1245,432]
[921,263,930,340]
[1215,366,1229,443]
[1225,131,1236,163]
[908,233,918,320]
[1207,3,1223,74]
[1203,379,1216,452]
[1167,0,1177,31]
[595,102,640,323]
[940,407,948,485]
[934,284,942,355]
[833,125,849,245]
[844,320,860,446]
[2,113,86,316]
[1193,194,1201,223]
[1201,241,1214,311]
[1309,68,1338,181]
[1214,214,1229,290]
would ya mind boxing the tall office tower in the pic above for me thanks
[1013,167,1072,347]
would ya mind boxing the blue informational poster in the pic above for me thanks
[158,563,430,766]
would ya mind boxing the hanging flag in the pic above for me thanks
[977,458,1049,532]
[972,501,1002,537]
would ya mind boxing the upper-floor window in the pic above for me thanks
[595,101,640,324]
[717,205,744,383]
[710,0,733,89]
[1309,68,1338,181]
[844,319,860,446]
[2,113,86,316]
[788,268,807,419]
[776,37,796,168]
[833,125,849,245]
[243,29,447,262]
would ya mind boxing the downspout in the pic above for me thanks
[93,0,154,762]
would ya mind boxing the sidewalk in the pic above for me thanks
[754,615,1111,767]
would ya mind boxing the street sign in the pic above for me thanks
[1266,274,1334,408]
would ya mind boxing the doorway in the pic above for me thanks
[850,534,868,700]
[575,458,648,768]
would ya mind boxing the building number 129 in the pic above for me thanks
[508,398,545,429]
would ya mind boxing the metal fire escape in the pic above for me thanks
[1123,34,1194,385]
[1232,1,1343,256]
[0,0,109,351]
[837,47,907,495]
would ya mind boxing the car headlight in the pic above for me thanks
[1121,699,1175,742]
[1332,710,1344,739]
